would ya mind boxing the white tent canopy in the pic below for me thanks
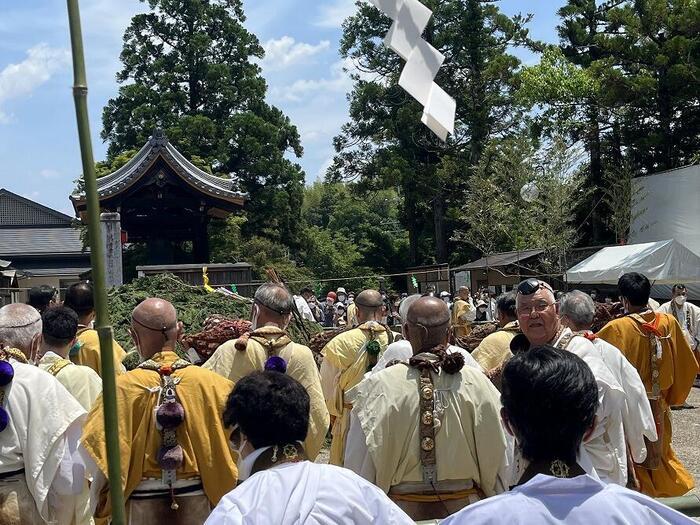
[565,240,700,285]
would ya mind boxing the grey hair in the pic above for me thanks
[559,290,595,328]
[0,303,42,350]
[398,294,422,323]
[255,283,294,315]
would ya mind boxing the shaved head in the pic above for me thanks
[0,303,42,357]
[404,297,450,354]
[131,298,182,358]
[355,289,384,323]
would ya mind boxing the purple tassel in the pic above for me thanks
[264,356,287,374]
[0,361,13,387]
[156,400,185,429]
[158,445,184,471]
[0,407,8,432]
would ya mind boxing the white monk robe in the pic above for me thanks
[584,332,658,466]
[344,361,508,505]
[553,329,628,485]
[659,300,700,351]
[38,351,102,411]
[0,357,88,525]
[205,450,414,525]
[441,474,696,525]
[371,340,483,374]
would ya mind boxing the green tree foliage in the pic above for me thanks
[330,0,534,265]
[101,0,305,245]
[453,135,587,274]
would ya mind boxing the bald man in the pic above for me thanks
[320,289,394,465]
[344,297,507,520]
[81,299,237,524]
[204,282,329,460]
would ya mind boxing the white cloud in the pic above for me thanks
[315,0,358,28]
[0,44,70,122]
[39,168,61,179]
[261,36,330,70]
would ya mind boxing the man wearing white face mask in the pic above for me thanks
[204,282,329,460]
[206,371,413,525]
[659,284,700,358]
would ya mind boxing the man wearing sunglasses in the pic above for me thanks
[206,371,413,525]
[514,278,628,487]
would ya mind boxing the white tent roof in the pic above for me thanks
[565,239,700,285]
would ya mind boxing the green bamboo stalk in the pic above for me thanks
[66,1,126,523]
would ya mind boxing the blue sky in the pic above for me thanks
[0,0,560,216]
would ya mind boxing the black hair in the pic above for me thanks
[672,284,687,293]
[299,287,313,296]
[501,345,598,464]
[223,371,310,449]
[496,291,517,320]
[27,285,56,313]
[617,272,651,307]
[63,281,94,317]
[42,306,79,347]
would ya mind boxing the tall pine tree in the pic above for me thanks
[102,0,305,246]
[330,0,533,264]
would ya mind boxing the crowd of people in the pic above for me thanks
[0,273,698,524]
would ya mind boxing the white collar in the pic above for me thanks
[515,473,604,495]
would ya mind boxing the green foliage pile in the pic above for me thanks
[108,273,250,348]
[108,273,323,357]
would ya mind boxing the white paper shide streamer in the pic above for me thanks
[371,0,456,140]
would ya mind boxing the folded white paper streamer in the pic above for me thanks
[370,0,455,140]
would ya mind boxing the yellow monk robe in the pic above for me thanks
[82,351,237,521]
[451,298,475,338]
[203,326,329,460]
[38,352,102,411]
[471,321,519,371]
[598,313,699,497]
[321,321,391,465]
[347,302,359,327]
[72,327,127,377]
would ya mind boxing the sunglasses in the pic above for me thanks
[517,278,554,296]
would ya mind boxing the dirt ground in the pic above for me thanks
[671,385,700,497]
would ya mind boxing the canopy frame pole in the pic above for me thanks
[66,1,126,523]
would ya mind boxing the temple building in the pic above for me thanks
[71,128,246,264]
[0,188,90,303]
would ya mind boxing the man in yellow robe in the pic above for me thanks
[82,298,237,524]
[64,281,126,377]
[451,286,476,338]
[320,289,392,465]
[38,306,102,411]
[204,282,329,460]
[598,273,699,497]
[472,291,519,370]
[344,296,507,521]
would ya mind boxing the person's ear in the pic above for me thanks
[583,416,597,443]
[501,407,515,437]
[176,321,184,341]
[31,333,42,362]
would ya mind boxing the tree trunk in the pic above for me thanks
[657,67,673,170]
[587,103,604,243]
[433,190,447,263]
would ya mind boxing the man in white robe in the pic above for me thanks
[205,370,412,525]
[344,297,507,521]
[659,284,700,355]
[514,278,627,486]
[560,290,657,486]
[441,346,694,525]
[0,303,89,525]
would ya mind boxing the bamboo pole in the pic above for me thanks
[66,1,126,523]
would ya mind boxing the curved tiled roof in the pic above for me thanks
[71,129,246,205]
